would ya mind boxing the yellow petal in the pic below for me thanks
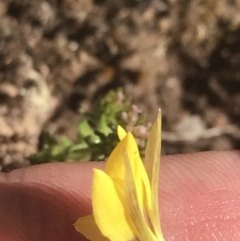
[74,215,109,241]
[92,169,135,241]
[124,151,158,241]
[117,125,127,140]
[144,110,164,239]
[105,133,151,210]
[105,132,137,183]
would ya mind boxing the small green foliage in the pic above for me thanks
[29,88,149,165]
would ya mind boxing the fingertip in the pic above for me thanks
[0,162,105,241]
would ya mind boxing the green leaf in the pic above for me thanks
[97,115,113,136]
[29,88,149,165]
[78,120,95,137]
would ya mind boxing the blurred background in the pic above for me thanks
[0,0,240,172]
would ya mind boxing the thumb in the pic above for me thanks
[0,151,240,241]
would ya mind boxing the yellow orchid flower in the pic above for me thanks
[74,111,165,241]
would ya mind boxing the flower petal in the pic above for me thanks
[105,132,137,184]
[117,125,127,140]
[92,169,135,241]
[144,110,164,239]
[124,151,158,241]
[74,215,109,241]
[105,133,151,210]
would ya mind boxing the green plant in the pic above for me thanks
[29,88,150,165]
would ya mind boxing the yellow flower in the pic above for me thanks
[74,111,165,241]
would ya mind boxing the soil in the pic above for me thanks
[0,0,240,172]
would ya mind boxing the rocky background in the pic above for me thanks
[0,0,240,172]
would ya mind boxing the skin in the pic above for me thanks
[0,151,240,241]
